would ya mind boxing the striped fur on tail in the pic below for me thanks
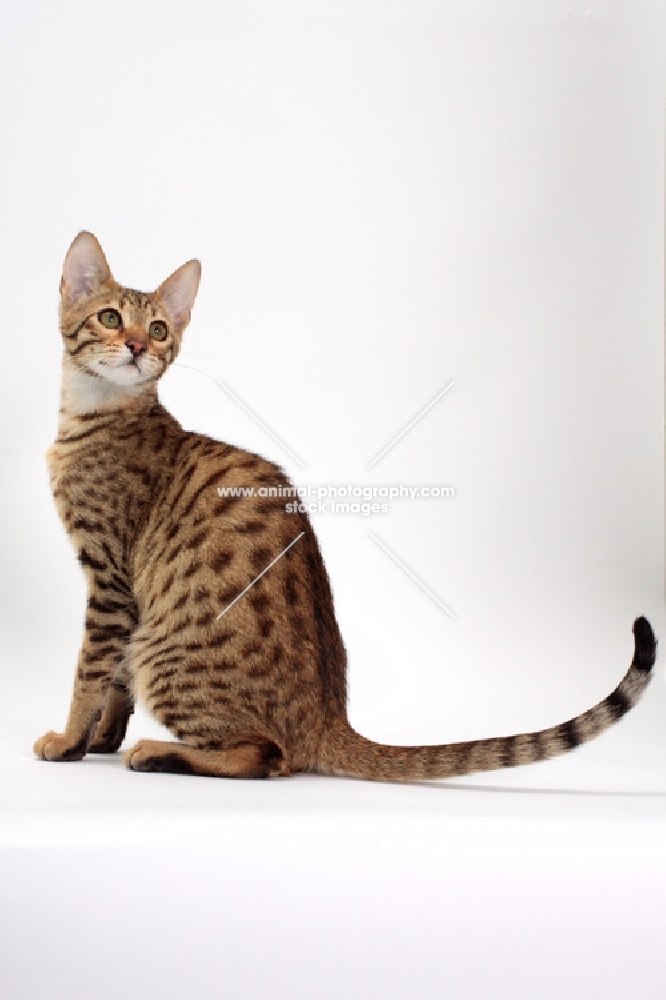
[316,617,656,782]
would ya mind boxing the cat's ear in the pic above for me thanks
[155,260,201,334]
[60,232,113,305]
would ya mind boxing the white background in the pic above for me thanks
[0,2,663,998]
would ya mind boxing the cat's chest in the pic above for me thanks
[47,430,158,533]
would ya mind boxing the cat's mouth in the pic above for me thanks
[110,356,143,372]
[88,354,154,385]
[113,358,150,381]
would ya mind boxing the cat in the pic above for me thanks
[34,232,657,780]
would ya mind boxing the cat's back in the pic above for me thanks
[134,429,298,586]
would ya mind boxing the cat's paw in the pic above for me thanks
[123,739,165,771]
[33,730,86,762]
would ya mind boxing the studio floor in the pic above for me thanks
[1,698,665,1000]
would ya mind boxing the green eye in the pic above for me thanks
[149,321,168,341]
[98,309,122,330]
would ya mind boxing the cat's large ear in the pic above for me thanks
[60,231,113,305]
[156,260,201,334]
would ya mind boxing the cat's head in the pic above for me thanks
[60,231,201,391]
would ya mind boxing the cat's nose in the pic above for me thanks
[125,338,147,357]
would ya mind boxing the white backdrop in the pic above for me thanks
[0,2,663,997]
[0,0,661,747]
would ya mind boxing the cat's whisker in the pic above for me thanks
[61,362,93,393]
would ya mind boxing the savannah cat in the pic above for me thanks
[34,232,657,780]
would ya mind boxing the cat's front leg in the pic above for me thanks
[34,591,137,762]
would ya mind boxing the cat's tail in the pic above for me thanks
[315,617,657,783]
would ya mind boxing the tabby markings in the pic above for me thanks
[215,532,305,620]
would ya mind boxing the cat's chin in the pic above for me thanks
[98,360,153,386]
[61,361,156,415]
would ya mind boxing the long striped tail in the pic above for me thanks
[316,617,657,782]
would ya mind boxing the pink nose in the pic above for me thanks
[125,338,147,357]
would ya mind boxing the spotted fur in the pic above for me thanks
[34,232,657,781]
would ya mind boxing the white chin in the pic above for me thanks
[101,363,148,385]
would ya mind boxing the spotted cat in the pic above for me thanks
[34,232,657,780]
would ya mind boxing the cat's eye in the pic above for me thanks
[149,321,168,341]
[98,309,122,330]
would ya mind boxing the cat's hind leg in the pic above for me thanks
[124,735,291,779]
[88,674,134,753]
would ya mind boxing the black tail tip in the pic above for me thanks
[632,616,657,672]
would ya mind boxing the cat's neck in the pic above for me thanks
[58,353,159,422]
